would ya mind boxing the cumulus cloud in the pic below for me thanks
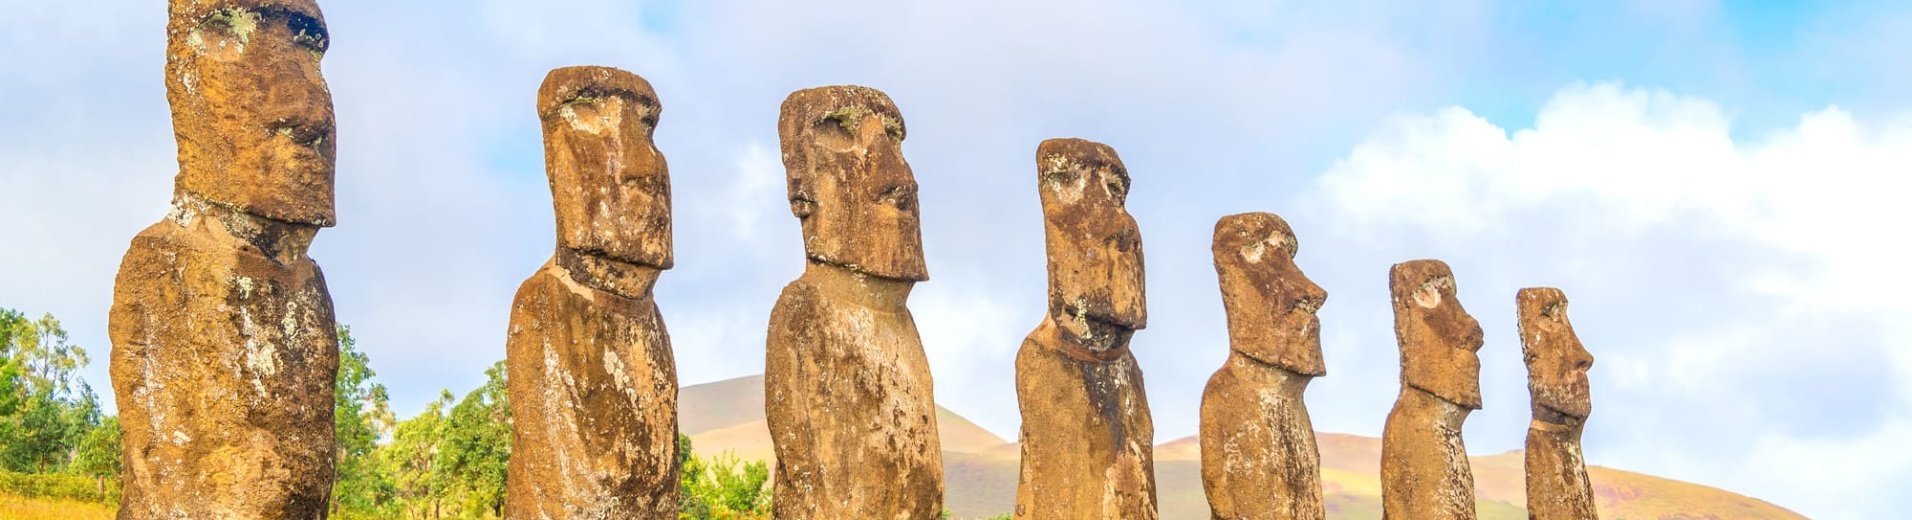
[1302,82,1912,519]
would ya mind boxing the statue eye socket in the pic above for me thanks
[879,185,915,211]
[1103,171,1131,200]
[288,14,329,55]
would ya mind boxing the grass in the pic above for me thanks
[0,492,115,520]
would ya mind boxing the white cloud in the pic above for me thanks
[1305,82,1912,519]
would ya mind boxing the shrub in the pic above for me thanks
[0,470,119,505]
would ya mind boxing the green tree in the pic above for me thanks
[71,415,121,494]
[434,360,511,518]
[332,325,395,516]
[0,310,102,473]
[677,433,771,519]
[0,310,24,418]
[380,390,453,518]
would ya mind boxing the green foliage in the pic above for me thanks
[677,433,772,520]
[334,356,512,519]
[379,391,454,518]
[331,325,395,516]
[70,416,120,479]
[323,329,513,519]
[432,361,511,517]
[0,310,22,418]
[0,309,104,475]
[0,470,120,504]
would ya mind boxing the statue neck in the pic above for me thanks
[1228,351,1313,392]
[1037,316,1133,362]
[167,191,316,265]
[802,260,914,311]
[1400,385,1471,427]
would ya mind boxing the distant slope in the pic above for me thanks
[679,374,1010,462]
[679,375,769,436]
[681,375,1808,520]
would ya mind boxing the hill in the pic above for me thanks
[681,374,1808,520]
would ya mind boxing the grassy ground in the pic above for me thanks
[0,492,115,520]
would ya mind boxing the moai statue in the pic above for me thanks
[1014,138,1157,519]
[1518,288,1598,520]
[1380,260,1485,520]
[763,85,944,518]
[1200,213,1329,520]
[109,1,341,516]
[503,66,680,518]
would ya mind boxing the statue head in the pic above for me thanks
[1390,260,1484,410]
[166,0,336,226]
[538,66,672,271]
[1037,138,1146,353]
[777,86,927,281]
[1518,288,1594,423]
[1212,212,1326,376]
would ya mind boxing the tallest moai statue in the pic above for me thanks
[109,1,342,517]
[1015,139,1158,519]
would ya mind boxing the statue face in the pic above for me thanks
[1212,212,1326,376]
[166,0,336,226]
[538,66,672,270]
[1518,288,1594,421]
[778,86,927,281]
[1390,260,1484,409]
[1037,139,1146,348]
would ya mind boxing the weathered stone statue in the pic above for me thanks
[109,1,341,516]
[503,66,680,518]
[763,85,943,519]
[1200,213,1329,520]
[1380,260,1485,520]
[1519,288,1598,520]
[1014,138,1157,520]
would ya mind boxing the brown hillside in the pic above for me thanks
[679,374,1009,458]
[680,375,1808,520]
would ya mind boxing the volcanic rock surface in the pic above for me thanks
[1380,260,1486,520]
[1518,288,1598,520]
[1200,212,1329,520]
[110,1,342,516]
[503,66,681,518]
[763,85,945,519]
[1014,138,1157,520]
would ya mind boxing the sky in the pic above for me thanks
[2,0,1909,518]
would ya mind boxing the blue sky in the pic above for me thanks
[3,1,1909,518]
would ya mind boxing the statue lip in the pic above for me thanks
[1536,402,1590,425]
[569,246,670,272]
[1081,309,1144,332]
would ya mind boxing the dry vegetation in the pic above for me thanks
[0,493,115,520]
